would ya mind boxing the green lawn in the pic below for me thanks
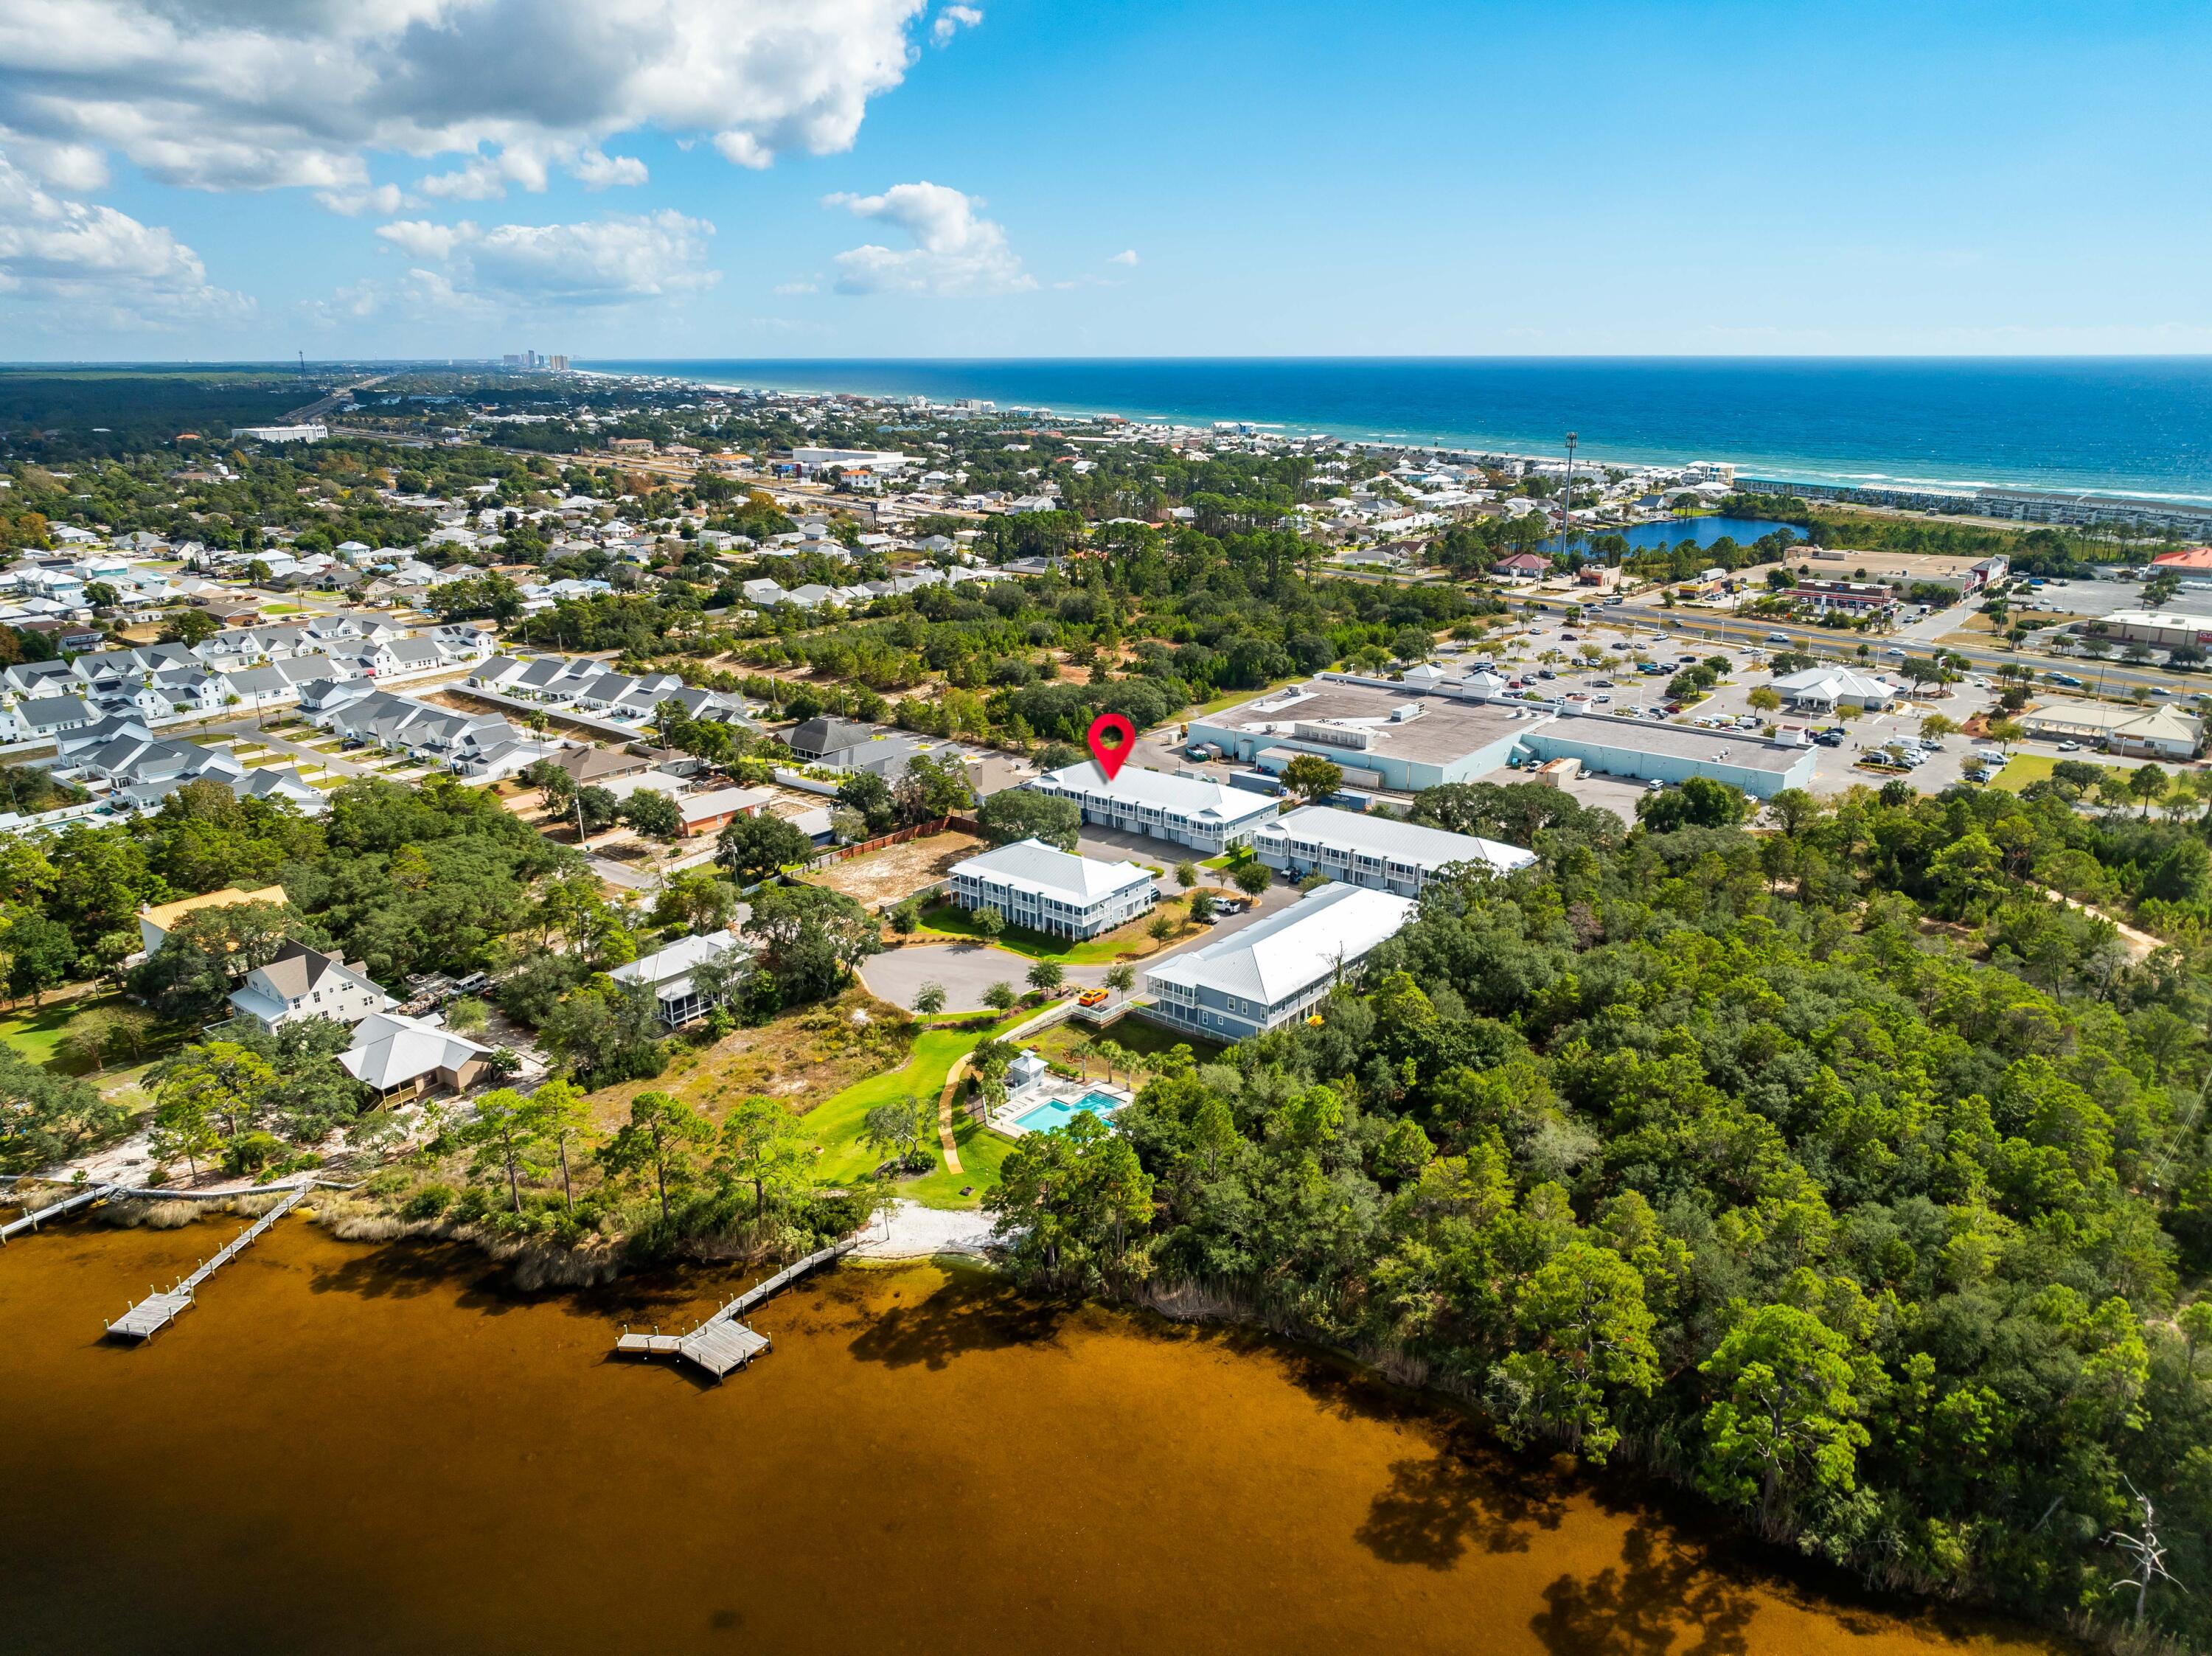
[0,992,187,1078]
[0,998,91,1065]
[802,1009,1031,1208]
[1994,753,2057,793]
[910,899,1202,965]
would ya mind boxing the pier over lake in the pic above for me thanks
[1,1222,2062,1655]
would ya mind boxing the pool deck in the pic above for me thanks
[991,1079,1135,1138]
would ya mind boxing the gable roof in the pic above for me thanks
[951,838,1154,903]
[1146,882,1417,1004]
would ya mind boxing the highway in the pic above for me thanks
[1515,596,2205,703]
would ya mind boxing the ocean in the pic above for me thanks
[580,357,2212,504]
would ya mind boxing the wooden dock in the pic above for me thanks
[615,1239,856,1380]
[105,1185,310,1343]
[1,1183,119,1242]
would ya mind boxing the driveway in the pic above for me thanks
[861,939,1114,1011]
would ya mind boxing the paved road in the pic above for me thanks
[202,719,379,779]
[1523,594,2202,702]
[862,940,1114,1011]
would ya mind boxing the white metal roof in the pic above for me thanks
[338,1012,493,1090]
[1144,882,1416,1005]
[611,929,747,994]
[1257,805,1536,875]
[1032,762,1279,825]
[951,838,1154,903]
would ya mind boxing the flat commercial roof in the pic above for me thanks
[1534,712,1809,775]
[1197,679,1534,766]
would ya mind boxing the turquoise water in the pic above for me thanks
[582,357,2212,501]
[1014,1091,1123,1133]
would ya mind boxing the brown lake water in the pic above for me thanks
[0,1219,2067,1656]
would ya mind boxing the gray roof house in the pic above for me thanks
[228,939,394,1031]
[338,1011,493,1100]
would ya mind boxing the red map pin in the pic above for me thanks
[1085,712,1135,782]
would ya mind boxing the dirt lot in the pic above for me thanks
[803,829,984,910]
[577,991,913,1130]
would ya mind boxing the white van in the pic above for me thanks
[1972,745,2006,765]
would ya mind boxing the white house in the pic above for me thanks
[227,940,394,1031]
[1769,667,1898,712]
[610,929,751,1028]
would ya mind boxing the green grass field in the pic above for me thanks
[801,1009,1032,1208]
[1994,754,2057,792]
[911,899,1203,965]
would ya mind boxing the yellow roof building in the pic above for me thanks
[137,885,289,956]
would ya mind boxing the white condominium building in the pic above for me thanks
[948,838,1156,940]
[1252,805,1537,897]
[1142,882,1417,1043]
[1025,762,1279,855]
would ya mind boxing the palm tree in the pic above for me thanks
[1105,964,1135,1002]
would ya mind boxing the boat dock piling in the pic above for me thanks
[616,1238,857,1381]
[106,1185,311,1343]
[1,1183,119,1242]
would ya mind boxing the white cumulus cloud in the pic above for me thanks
[572,149,647,190]
[372,209,717,307]
[316,182,408,218]
[932,4,982,45]
[0,0,931,192]
[825,181,1031,297]
[0,148,247,323]
[1109,248,1138,265]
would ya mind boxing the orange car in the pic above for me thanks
[1077,988,1110,1007]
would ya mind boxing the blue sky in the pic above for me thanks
[1,0,2208,359]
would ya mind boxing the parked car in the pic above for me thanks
[1646,777,1666,793]
[1077,988,1109,1007]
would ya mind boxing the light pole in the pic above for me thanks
[1559,432,1578,554]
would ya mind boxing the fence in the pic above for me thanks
[802,815,981,871]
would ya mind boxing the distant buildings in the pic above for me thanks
[1189,680,1531,794]
[1142,883,1418,1043]
[2079,610,2212,651]
[947,838,1156,939]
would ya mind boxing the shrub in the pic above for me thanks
[403,1183,457,1220]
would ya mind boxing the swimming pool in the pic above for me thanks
[1012,1091,1124,1134]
